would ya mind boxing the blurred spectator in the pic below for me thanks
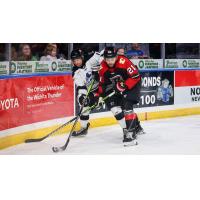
[0,44,5,61]
[11,46,18,61]
[58,53,66,60]
[126,43,149,59]
[165,43,176,58]
[40,43,58,61]
[57,43,69,59]
[149,43,161,59]
[73,43,99,52]
[30,43,46,59]
[117,47,125,55]
[176,43,199,59]
[165,43,199,59]
[17,44,37,61]
[54,43,67,60]
[51,43,57,48]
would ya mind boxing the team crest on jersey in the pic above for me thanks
[110,74,123,85]
[119,58,125,64]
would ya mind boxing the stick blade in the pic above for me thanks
[52,146,62,153]
[25,138,43,143]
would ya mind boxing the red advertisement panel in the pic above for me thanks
[0,74,74,131]
[175,70,200,87]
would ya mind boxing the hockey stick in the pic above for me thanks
[52,79,95,152]
[25,103,100,143]
[52,91,115,153]
[24,98,104,144]
[24,117,77,143]
[25,80,95,144]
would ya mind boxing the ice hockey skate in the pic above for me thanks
[136,123,146,135]
[123,128,138,147]
[72,123,90,137]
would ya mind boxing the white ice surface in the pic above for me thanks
[1,115,200,155]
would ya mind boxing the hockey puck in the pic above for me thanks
[52,147,60,153]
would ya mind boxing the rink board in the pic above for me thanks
[0,73,74,131]
[0,105,200,150]
[1,68,200,150]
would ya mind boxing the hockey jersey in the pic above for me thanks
[98,55,141,96]
[72,52,103,98]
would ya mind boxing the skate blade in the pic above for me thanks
[137,130,146,135]
[72,134,87,138]
[123,140,138,147]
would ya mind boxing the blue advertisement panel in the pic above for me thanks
[75,70,175,114]
[137,71,174,108]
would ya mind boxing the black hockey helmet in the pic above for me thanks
[103,47,117,58]
[70,49,84,60]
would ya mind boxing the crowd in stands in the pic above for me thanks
[9,43,152,62]
[11,43,68,61]
[0,43,200,62]
[0,44,6,61]
[11,43,157,61]
[116,43,150,58]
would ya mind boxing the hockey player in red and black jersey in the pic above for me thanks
[97,47,145,146]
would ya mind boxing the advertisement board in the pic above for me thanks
[174,70,200,104]
[10,60,72,74]
[0,74,74,131]
[0,62,9,75]
[137,71,174,107]
[131,59,163,70]
[165,59,200,69]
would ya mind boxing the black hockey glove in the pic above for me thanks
[78,94,90,106]
[89,92,101,107]
[78,93,100,107]
[91,70,99,82]
[89,93,104,110]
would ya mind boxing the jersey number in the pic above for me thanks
[127,65,136,75]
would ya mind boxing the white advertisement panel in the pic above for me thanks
[10,60,72,74]
[165,59,200,69]
[0,62,9,75]
[131,59,163,70]
[174,70,200,104]
[175,86,200,104]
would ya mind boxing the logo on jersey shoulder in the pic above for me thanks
[119,58,126,64]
